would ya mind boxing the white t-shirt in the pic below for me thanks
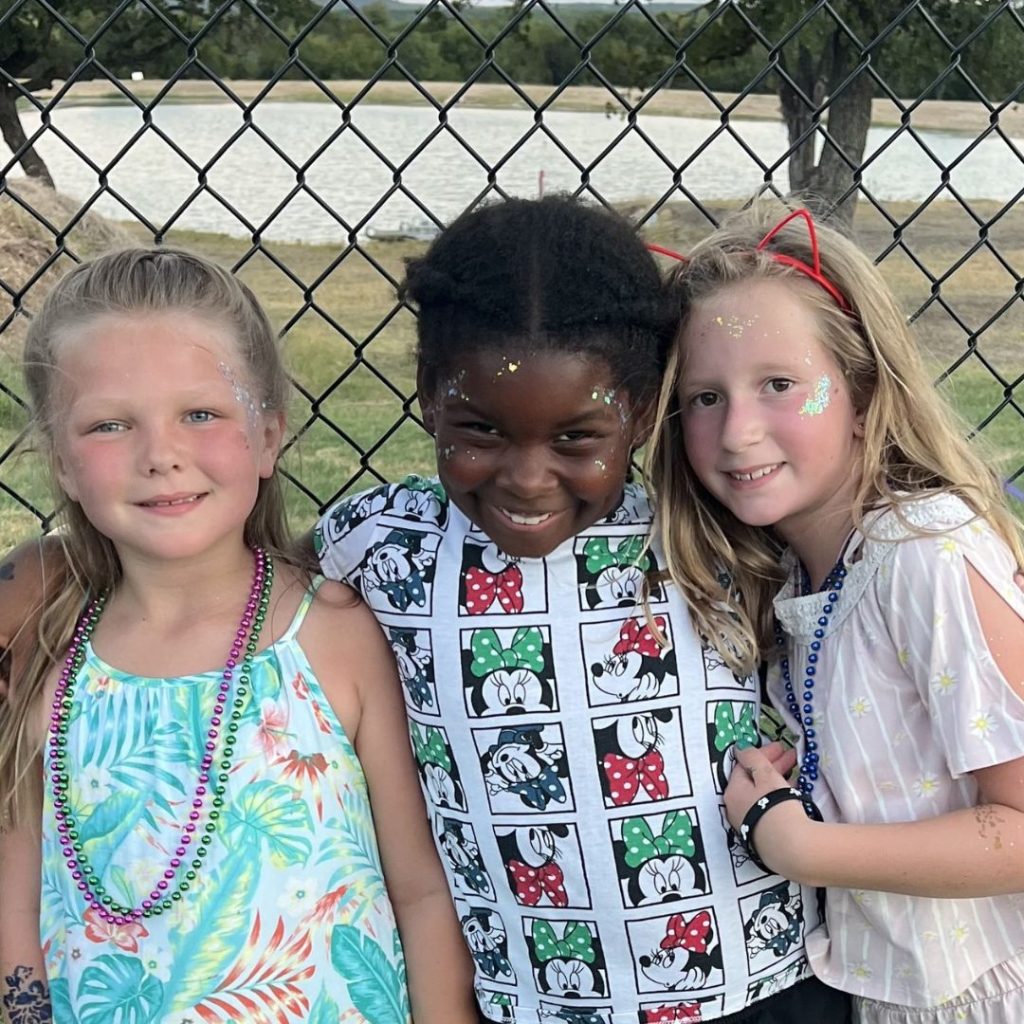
[769,493,1024,1007]
[316,476,818,1023]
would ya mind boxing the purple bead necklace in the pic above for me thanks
[48,547,273,925]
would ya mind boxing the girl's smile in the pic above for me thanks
[421,350,650,558]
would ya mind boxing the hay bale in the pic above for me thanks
[0,179,134,347]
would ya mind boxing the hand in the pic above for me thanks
[724,744,795,832]
[725,745,812,877]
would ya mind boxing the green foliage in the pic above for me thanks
[4,1,1021,101]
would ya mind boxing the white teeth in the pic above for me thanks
[501,508,553,526]
[730,465,779,482]
[145,496,200,507]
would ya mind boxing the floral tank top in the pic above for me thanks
[40,580,410,1024]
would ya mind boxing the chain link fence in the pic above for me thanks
[1,0,1022,544]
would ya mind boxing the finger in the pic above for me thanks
[773,747,798,776]
[734,745,773,771]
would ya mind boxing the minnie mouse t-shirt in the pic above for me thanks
[315,476,818,1023]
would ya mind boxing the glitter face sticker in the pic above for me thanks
[493,358,521,380]
[217,361,262,431]
[713,313,760,338]
[443,370,468,401]
[799,374,832,417]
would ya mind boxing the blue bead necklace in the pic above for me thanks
[775,557,847,800]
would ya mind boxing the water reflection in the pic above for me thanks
[9,101,1023,242]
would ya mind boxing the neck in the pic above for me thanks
[112,542,256,624]
[779,513,855,593]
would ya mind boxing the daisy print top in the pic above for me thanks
[40,581,410,1024]
[769,493,1024,1008]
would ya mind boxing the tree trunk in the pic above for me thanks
[0,82,55,189]
[779,39,873,227]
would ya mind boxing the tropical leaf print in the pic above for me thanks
[316,815,386,906]
[165,855,261,1012]
[76,953,164,1024]
[330,924,410,1024]
[191,912,314,1024]
[222,780,314,868]
[309,987,341,1024]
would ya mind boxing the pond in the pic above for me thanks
[8,100,1023,242]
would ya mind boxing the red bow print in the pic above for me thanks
[507,860,568,907]
[602,751,668,806]
[661,911,712,954]
[643,1003,703,1023]
[613,617,665,658]
[465,565,524,615]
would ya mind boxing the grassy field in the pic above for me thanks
[0,192,1021,550]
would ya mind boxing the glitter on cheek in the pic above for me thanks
[594,459,607,474]
[439,444,456,462]
[799,374,833,417]
[493,357,521,380]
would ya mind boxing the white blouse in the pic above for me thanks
[769,493,1024,1007]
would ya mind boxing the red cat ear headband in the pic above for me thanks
[647,208,854,316]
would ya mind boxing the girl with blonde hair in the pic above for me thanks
[0,248,474,1024]
[648,201,1024,1023]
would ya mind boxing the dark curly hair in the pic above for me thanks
[402,195,676,402]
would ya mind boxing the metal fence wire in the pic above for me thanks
[1,0,1022,539]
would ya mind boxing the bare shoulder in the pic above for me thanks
[0,535,66,641]
[300,577,389,662]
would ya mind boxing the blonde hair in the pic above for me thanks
[647,199,1024,678]
[0,248,295,826]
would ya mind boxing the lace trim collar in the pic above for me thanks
[773,493,974,641]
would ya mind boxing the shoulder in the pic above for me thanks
[0,535,68,687]
[302,577,389,655]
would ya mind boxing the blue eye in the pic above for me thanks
[90,421,125,434]
[186,410,216,423]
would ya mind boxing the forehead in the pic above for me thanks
[683,279,829,364]
[434,348,628,422]
[56,310,246,381]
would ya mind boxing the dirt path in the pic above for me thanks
[32,78,1024,135]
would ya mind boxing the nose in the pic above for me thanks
[720,396,764,453]
[496,444,555,500]
[139,423,184,476]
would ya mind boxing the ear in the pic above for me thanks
[417,364,437,436]
[853,409,866,438]
[257,410,286,479]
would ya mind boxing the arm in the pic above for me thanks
[0,773,50,1024]
[304,586,476,1024]
[0,537,66,702]
[726,559,1024,898]
[726,745,1024,897]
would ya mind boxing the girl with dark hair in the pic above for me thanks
[313,195,851,1024]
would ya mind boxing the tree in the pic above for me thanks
[0,0,314,190]
[696,0,1017,225]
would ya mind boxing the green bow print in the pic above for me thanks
[583,536,652,574]
[532,920,596,964]
[410,723,451,770]
[469,627,545,679]
[622,811,695,868]
[714,702,758,752]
